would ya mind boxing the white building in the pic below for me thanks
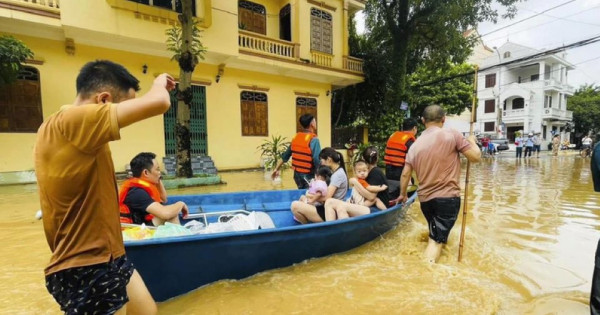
[476,42,575,145]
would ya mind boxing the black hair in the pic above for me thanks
[422,105,446,123]
[299,114,314,129]
[315,165,333,185]
[361,146,378,165]
[318,147,345,173]
[402,118,418,131]
[76,60,140,100]
[130,152,156,177]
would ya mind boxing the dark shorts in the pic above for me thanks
[420,197,461,244]
[316,204,326,221]
[45,255,134,315]
[293,172,313,189]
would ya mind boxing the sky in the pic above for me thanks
[354,0,600,89]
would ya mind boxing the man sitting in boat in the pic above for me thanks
[384,118,418,199]
[119,152,188,226]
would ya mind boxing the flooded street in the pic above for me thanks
[0,153,597,314]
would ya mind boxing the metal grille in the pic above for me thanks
[163,85,207,156]
[295,97,317,133]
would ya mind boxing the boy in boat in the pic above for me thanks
[34,60,174,314]
[119,152,188,226]
[348,160,387,210]
[398,105,481,263]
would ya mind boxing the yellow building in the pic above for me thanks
[0,0,364,181]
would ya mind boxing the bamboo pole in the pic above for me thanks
[458,66,478,262]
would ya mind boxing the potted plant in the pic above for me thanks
[257,135,290,180]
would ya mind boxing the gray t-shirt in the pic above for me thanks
[330,167,348,200]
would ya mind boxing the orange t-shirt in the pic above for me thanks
[357,178,369,188]
[34,103,125,275]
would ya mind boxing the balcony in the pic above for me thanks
[542,108,572,121]
[543,78,574,94]
[238,30,364,76]
[238,30,299,61]
[503,109,526,118]
[343,55,363,73]
[0,0,60,17]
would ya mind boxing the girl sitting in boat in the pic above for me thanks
[291,147,348,224]
[348,159,387,210]
[299,165,333,206]
[324,146,391,221]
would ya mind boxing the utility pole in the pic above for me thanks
[494,47,503,138]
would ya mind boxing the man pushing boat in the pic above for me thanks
[398,105,481,263]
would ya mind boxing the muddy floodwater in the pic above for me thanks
[1,153,597,314]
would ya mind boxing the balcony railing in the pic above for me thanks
[503,109,526,118]
[2,0,60,12]
[311,51,333,67]
[238,30,298,60]
[542,108,573,120]
[343,56,363,73]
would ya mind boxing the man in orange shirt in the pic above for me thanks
[35,60,174,314]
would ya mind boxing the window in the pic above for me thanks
[484,122,495,132]
[296,97,317,132]
[239,0,266,35]
[512,98,525,109]
[484,100,495,113]
[127,0,196,15]
[240,91,268,136]
[558,93,562,109]
[279,4,291,41]
[485,74,496,88]
[310,8,333,54]
[0,66,43,133]
[544,65,551,80]
[503,51,511,58]
[544,95,553,108]
[530,74,539,82]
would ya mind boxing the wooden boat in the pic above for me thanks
[124,189,418,302]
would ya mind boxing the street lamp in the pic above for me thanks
[493,46,502,138]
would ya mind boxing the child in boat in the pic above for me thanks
[299,165,332,205]
[348,160,387,210]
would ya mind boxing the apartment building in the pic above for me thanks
[476,41,574,144]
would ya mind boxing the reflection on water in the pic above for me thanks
[0,155,597,314]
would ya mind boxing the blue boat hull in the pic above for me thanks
[124,189,417,302]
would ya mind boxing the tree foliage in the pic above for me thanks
[332,0,520,143]
[568,84,600,138]
[0,36,33,86]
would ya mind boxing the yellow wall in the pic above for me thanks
[297,0,345,68]
[0,33,331,172]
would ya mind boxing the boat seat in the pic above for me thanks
[262,201,292,211]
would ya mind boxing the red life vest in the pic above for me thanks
[384,131,416,167]
[291,132,317,174]
[119,178,161,224]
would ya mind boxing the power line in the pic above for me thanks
[518,7,600,27]
[483,4,600,43]
[412,34,600,88]
[479,0,577,38]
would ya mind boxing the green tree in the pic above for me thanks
[0,36,33,86]
[166,0,207,178]
[568,84,600,137]
[332,0,520,142]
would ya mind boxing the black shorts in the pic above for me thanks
[316,204,326,221]
[45,255,134,315]
[420,197,461,244]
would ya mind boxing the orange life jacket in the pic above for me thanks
[291,132,317,174]
[384,131,416,167]
[119,178,161,224]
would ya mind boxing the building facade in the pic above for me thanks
[0,0,365,177]
[476,42,575,145]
